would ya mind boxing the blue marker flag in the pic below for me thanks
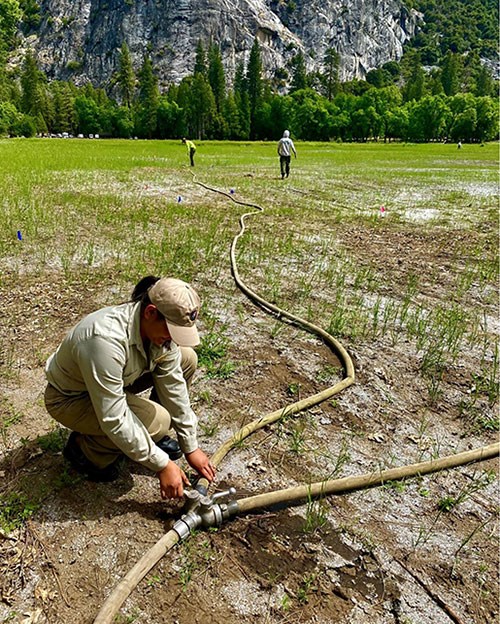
[17,230,22,241]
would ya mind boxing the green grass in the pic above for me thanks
[36,427,67,453]
[0,137,497,624]
[0,137,498,413]
[0,491,40,533]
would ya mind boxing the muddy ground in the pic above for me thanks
[0,167,499,624]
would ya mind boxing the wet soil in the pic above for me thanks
[0,187,498,624]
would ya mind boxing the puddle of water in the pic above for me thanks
[403,207,441,222]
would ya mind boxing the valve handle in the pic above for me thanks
[211,487,236,502]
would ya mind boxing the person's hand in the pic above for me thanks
[185,448,216,482]
[157,460,190,499]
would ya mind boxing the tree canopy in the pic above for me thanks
[0,0,498,142]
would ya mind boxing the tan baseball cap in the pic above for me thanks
[148,278,201,347]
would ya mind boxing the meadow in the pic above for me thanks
[0,138,498,624]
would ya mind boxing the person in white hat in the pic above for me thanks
[44,275,215,499]
[277,129,297,179]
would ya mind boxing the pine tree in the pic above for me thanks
[441,51,461,96]
[52,82,75,134]
[37,87,54,132]
[222,92,242,139]
[401,50,426,102]
[234,61,246,99]
[208,43,225,113]
[190,72,216,139]
[290,51,308,92]
[473,64,494,97]
[322,48,340,100]
[233,62,250,139]
[117,42,135,107]
[20,51,42,116]
[136,56,159,138]
[246,38,263,139]
[194,40,207,76]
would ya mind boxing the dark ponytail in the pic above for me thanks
[131,275,160,304]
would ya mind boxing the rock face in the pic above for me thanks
[30,0,420,89]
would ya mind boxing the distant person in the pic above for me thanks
[182,137,196,166]
[44,276,216,499]
[277,130,297,179]
[457,141,462,149]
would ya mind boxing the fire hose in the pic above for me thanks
[93,177,498,624]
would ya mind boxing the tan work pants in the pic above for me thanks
[44,347,197,468]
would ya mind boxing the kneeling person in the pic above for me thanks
[44,276,216,499]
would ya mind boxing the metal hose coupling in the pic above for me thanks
[172,487,239,541]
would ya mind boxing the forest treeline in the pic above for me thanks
[403,0,498,61]
[0,0,498,142]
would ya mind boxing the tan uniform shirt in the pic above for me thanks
[45,302,198,472]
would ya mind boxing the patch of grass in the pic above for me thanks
[303,493,329,534]
[288,424,306,454]
[0,492,39,534]
[316,365,342,383]
[53,468,83,489]
[0,341,19,381]
[203,359,236,379]
[326,437,351,479]
[286,382,301,397]
[199,417,218,438]
[280,593,291,611]
[437,470,496,512]
[37,427,67,453]
[197,320,229,364]
[177,532,216,590]
[197,316,236,379]
[296,573,317,604]
[474,345,499,406]
[114,610,141,624]
[383,479,407,494]
[458,344,499,432]
[459,401,499,434]
[197,389,212,405]
[413,469,497,550]
[145,574,162,587]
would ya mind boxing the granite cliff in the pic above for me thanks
[23,0,420,89]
